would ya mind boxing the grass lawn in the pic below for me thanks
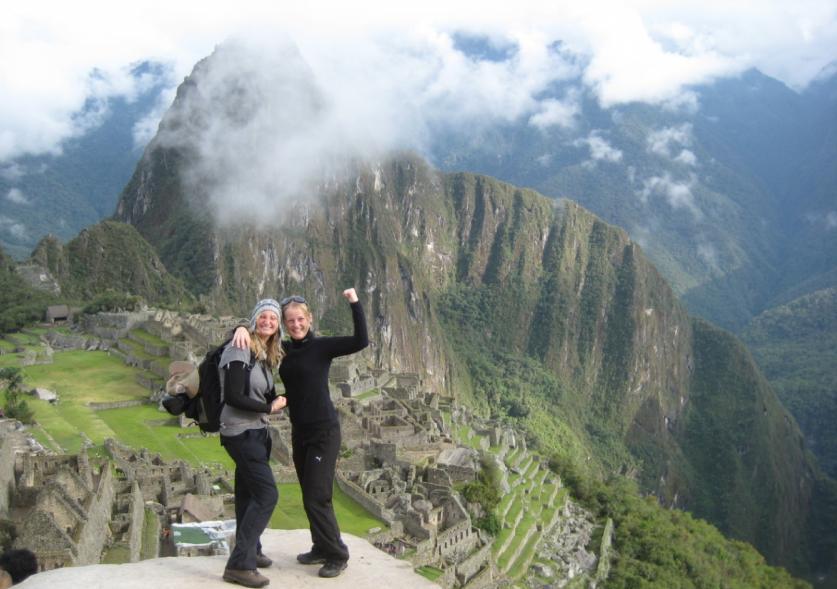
[97,404,234,469]
[507,526,543,579]
[353,388,381,401]
[128,328,168,347]
[24,350,148,403]
[416,565,444,581]
[270,483,385,538]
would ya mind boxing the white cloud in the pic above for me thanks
[574,131,623,165]
[647,124,698,166]
[5,188,28,204]
[529,90,581,130]
[132,86,177,149]
[696,240,719,271]
[638,173,701,218]
[1,0,835,165]
[0,163,25,181]
[0,215,29,240]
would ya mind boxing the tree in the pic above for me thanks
[1,367,34,424]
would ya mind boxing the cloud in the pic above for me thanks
[0,163,25,181]
[696,239,720,271]
[529,89,581,130]
[638,173,701,218]
[0,215,29,240]
[154,34,587,224]
[5,188,28,204]
[574,131,623,166]
[1,0,835,166]
[806,210,837,230]
[647,124,698,166]
[132,86,177,149]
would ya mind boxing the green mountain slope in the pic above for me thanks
[0,246,58,331]
[28,220,193,308]
[742,288,837,478]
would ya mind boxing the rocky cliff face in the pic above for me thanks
[28,221,192,307]
[112,45,835,578]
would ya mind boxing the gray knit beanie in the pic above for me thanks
[250,298,282,330]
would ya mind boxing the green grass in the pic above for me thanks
[353,388,381,401]
[270,483,385,537]
[97,405,234,469]
[23,350,148,403]
[128,328,168,347]
[416,565,444,581]
[507,526,543,579]
[498,512,537,571]
[119,338,162,361]
[101,544,130,564]
[27,424,62,452]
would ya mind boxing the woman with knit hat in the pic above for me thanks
[220,298,287,588]
[233,287,368,579]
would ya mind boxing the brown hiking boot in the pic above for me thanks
[223,568,270,588]
[255,553,273,568]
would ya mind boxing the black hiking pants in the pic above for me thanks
[221,427,278,570]
[292,421,349,563]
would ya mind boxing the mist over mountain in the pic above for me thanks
[0,61,172,259]
[108,41,837,584]
[427,53,837,332]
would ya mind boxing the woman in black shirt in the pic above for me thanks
[235,288,368,579]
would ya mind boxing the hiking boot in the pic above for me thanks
[255,553,273,568]
[223,568,270,588]
[297,550,327,565]
[318,560,348,578]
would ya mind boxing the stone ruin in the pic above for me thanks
[0,309,599,587]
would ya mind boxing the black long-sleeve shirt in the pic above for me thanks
[279,301,368,427]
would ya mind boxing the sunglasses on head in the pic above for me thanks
[280,295,307,307]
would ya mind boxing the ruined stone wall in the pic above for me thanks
[335,473,394,524]
[81,311,152,340]
[439,463,476,484]
[455,541,491,586]
[436,520,475,562]
[127,481,145,562]
[88,400,149,410]
[0,435,16,515]
[74,465,115,565]
[460,562,495,589]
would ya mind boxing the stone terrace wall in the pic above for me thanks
[75,466,116,564]
[335,473,394,524]
[127,481,145,562]
[0,434,16,515]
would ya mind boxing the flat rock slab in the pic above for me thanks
[18,529,437,589]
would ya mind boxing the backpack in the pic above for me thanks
[163,338,253,434]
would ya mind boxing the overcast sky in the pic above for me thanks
[2,0,836,166]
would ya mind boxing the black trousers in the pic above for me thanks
[292,421,349,563]
[221,427,278,570]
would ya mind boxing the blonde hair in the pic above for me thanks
[281,301,313,333]
[249,330,284,368]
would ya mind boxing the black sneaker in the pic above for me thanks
[318,561,347,578]
[297,550,327,565]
